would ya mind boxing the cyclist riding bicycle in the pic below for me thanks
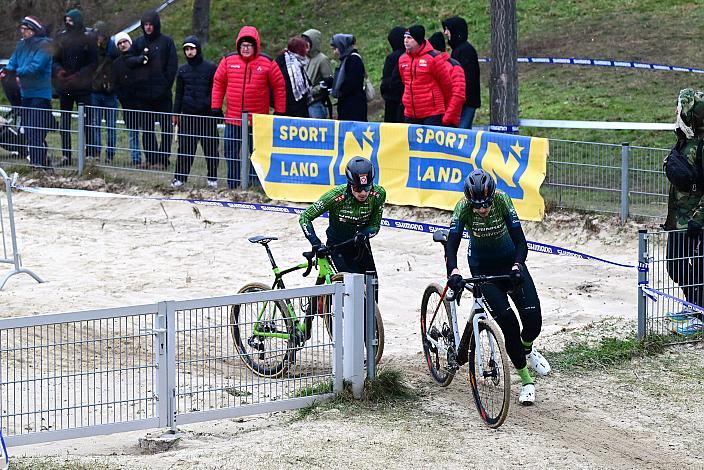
[299,157,386,294]
[444,168,550,406]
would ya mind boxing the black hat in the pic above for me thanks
[404,25,425,44]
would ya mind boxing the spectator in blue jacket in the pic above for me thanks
[1,16,53,167]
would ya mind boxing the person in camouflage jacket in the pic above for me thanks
[664,88,704,311]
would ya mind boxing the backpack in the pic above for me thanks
[664,138,704,193]
[351,52,375,102]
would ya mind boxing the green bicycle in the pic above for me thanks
[230,235,384,378]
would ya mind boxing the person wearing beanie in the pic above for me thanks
[53,8,99,167]
[301,28,333,119]
[111,32,144,166]
[128,10,178,171]
[87,20,119,163]
[398,24,456,126]
[170,35,219,189]
[211,25,286,189]
[325,33,367,121]
[428,32,446,52]
[380,26,405,123]
[428,32,466,128]
[2,15,53,167]
[274,37,312,118]
[442,16,481,129]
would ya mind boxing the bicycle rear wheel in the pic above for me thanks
[420,283,454,387]
[325,273,384,365]
[468,318,511,428]
[230,282,295,378]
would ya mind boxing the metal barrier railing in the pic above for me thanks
[0,105,674,220]
[0,281,353,446]
[0,167,43,290]
[638,229,704,342]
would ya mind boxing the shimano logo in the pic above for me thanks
[527,243,553,254]
[226,203,256,210]
[556,249,583,259]
[394,221,424,231]
[193,200,223,207]
[380,220,390,226]
[261,206,291,213]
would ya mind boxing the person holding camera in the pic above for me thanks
[444,169,550,406]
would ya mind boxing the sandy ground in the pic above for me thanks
[2,185,701,469]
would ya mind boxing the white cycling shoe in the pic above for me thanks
[519,383,535,406]
[526,349,551,376]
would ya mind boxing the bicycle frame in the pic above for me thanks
[426,278,505,378]
[250,239,342,340]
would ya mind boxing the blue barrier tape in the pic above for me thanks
[640,285,704,315]
[0,428,8,469]
[478,56,704,74]
[14,185,636,269]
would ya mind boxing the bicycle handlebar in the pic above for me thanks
[447,274,514,305]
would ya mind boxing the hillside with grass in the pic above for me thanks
[3,0,703,147]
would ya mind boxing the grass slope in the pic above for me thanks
[157,0,703,147]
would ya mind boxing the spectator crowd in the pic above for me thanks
[0,9,482,189]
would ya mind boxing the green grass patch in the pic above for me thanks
[8,457,114,470]
[294,368,417,420]
[549,334,667,371]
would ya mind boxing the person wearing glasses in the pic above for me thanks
[299,157,386,292]
[444,168,550,406]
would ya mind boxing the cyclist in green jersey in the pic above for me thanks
[445,169,550,406]
[299,157,386,290]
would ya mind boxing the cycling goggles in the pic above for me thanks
[471,199,493,209]
[351,184,372,193]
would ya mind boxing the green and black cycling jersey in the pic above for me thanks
[445,190,528,274]
[299,184,386,245]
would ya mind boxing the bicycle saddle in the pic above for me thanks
[248,235,278,245]
[432,229,449,244]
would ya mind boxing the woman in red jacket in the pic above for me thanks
[211,26,286,189]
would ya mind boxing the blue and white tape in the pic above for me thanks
[0,428,8,470]
[15,185,636,270]
[479,56,704,74]
[640,285,704,315]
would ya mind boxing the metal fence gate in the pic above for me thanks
[638,229,704,341]
[0,282,347,446]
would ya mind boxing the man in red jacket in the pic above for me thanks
[212,26,286,189]
[398,25,455,127]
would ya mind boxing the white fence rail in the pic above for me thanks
[0,279,359,447]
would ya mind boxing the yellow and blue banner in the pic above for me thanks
[251,114,548,220]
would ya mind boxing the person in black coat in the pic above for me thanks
[274,37,311,118]
[53,9,98,165]
[129,10,178,170]
[442,16,481,129]
[324,34,366,122]
[171,36,219,188]
[380,26,405,123]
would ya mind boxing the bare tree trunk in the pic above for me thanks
[192,0,211,44]
[489,0,519,133]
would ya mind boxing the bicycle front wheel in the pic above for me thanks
[230,282,295,378]
[327,273,384,365]
[468,318,511,428]
[420,283,454,387]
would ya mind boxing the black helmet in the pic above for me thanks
[464,169,496,208]
[345,157,375,191]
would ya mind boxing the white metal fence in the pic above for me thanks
[0,281,355,446]
[638,229,704,341]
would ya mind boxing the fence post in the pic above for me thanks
[343,273,364,398]
[240,112,250,190]
[620,142,630,225]
[637,229,648,339]
[333,281,344,393]
[77,105,86,176]
[365,271,376,380]
[156,301,174,428]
